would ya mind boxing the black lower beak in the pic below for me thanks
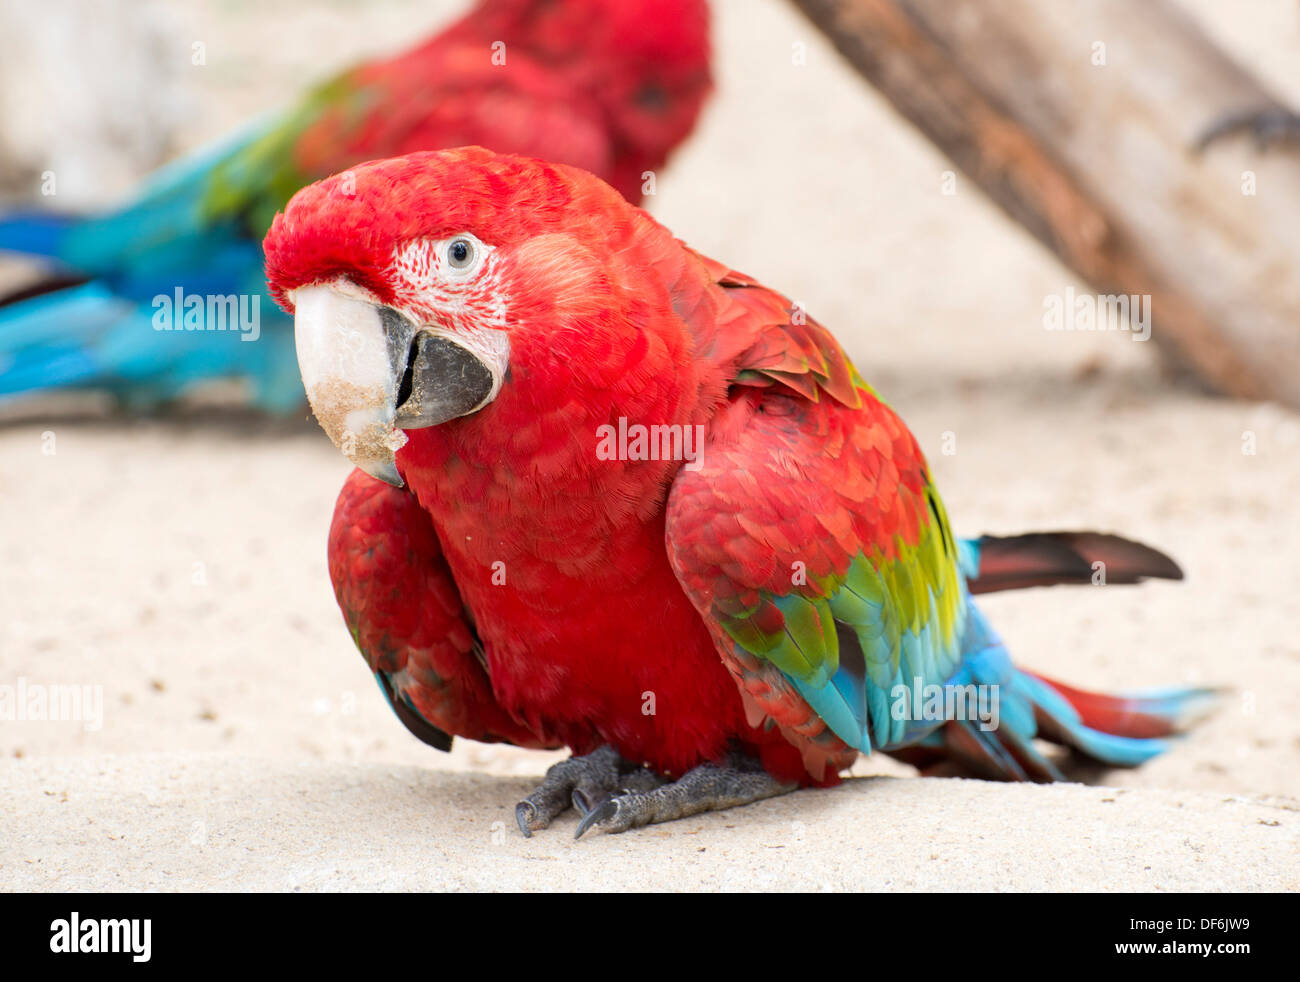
[395,332,496,428]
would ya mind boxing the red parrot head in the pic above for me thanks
[464,0,713,197]
[264,147,704,488]
[568,0,713,168]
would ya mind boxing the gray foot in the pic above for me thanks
[1196,107,1300,153]
[573,756,797,839]
[515,745,665,837]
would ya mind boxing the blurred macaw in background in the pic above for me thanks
[0,0,711,412]
[264,147,1214,837]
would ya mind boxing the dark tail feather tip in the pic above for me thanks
[969,531,1183,594]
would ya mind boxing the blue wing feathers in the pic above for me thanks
[0,213,80,261]
[0,117,303,411]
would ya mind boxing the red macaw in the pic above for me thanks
[264,148,1213,837]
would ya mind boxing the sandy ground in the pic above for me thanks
[1,0,1299,891]
[5,756,1295,891]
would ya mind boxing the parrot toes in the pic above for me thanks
[514,744,631,836]
[574,797,626,839]
[572,757,797,840]
[515,782,575,835]
[514,801,544,838]
[520,747,775,838]
[573,765,665,815]
[570,787,596,816]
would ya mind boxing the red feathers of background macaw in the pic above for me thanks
[289,0,713,206]
[266,148,1207,835]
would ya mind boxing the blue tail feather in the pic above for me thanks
[1010,671,1177,768]
[883,598,1212,779]
[0,212,80,261]
[0,280,300,410]
[0,114,306,412]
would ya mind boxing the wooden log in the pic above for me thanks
[790,0,1300,406]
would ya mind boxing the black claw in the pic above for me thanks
[515,801,536,838]
[571,789,592,816]
[574,799,619,840]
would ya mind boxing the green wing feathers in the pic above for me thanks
[667,265,968,765]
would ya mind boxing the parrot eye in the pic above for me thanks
[635,82,669,112]
[446,237,477,271]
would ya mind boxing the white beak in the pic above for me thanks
[293,283,505,487]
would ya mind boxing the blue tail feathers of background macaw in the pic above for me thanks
[0,212,79,259]
[0,122,306,413]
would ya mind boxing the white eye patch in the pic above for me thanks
[393,233,493,289]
